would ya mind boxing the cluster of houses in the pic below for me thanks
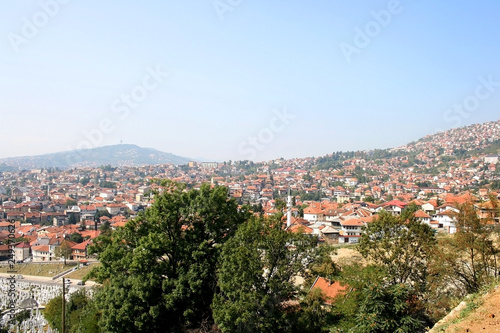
[0,213,128,263]
[281,191,499,244]
[0,120,498,263]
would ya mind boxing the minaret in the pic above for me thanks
[287,189,292,228]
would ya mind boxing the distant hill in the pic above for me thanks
[310,120,500,171]
[0,144,191,170]
[0,163,16,172]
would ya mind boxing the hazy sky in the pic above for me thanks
[1,1,499,162]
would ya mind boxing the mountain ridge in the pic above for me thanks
[0,144,192,170]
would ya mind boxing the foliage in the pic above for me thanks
[99,220,111,236]
[302,173,313,182]
[491,179,500,190]
[100,164,117,172]
[333,264,428,333]
[295,288,335,333]
[212,216,322,333]
[291,190,322,202]
[44,294,63,331]
[69,232,84,243]
[87,181,248,332]
[302,246,339,289]
[55,240,74,264]
[66,198,77,208]
[332,210,435,331]
[274,198,286,212]
[351,282,424,333]
[429,200,499,295]
[95,209,112,220]
[358,210,436,294]
[99,180,116,188]
[80,177,91,186]
[44,289,100,333]
[68,213,78,225]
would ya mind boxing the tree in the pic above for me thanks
[99,180,116,188]
[334,264,428,333]
[55,240,74,264]
[87,181,248,332]
[68,213,77,225]
[296,288,334,333]
[44,294,63,331]
[99,220,111,236]
[302,173,313,182]
[69,232,84,243]
[66,198,77,208]
[212,217,322,333]
[274,198,286,212]
[80,177,90,186]
[95,209,112,220]
[430,200,500,295]
[358,210,436,294]
[44,290,99,333]
[352,281,424,333]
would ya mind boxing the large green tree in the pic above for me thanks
[358,209,436,294]
[87,181,248,332]
[334,264,428,333]
[212,217,322,333]
[336,210,436,332]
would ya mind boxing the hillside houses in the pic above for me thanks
[0,120,499,263]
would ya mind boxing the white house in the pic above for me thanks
[303,205,324,223]
[339,218,364,244]
[32,245,52,261]
[14,242,31,262]
[435,210,457,233]
[414,210,431,226]
[421,202,436,214]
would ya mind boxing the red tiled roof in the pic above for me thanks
[15,242,31,249]
[414,210,431,218]
[310,277,347,305]
[71,239,91,250]
[32,245,50,252]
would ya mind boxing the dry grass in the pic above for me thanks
[332,247,366,267]
[65,263,100,280]
[430,283,500,333]
[0,263,76,277]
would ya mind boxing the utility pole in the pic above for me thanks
[62,278,66,333]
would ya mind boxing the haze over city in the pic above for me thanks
[1,1,500,161]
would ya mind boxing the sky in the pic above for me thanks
[1,1,499,162]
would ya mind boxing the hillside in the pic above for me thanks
[430,284,500,332]
[0,144,191,169]
[307,120,500,178]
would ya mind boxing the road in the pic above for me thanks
[0,272,97,288]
